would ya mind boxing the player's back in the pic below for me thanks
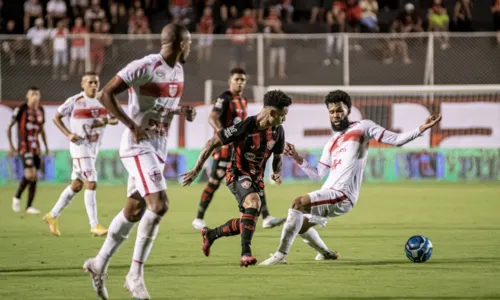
[117,53,184,159]
[13,103,45,155]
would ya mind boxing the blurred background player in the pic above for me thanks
[192,68,285,231]
[182,90,292,267]
[7,86,49,214]
[43,72,118,237]
[260,90,442,265]
[83,24,195,300]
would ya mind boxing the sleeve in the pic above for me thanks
[39,107,45,124]
[297,140,332,181]
[116,57,153,87]
[272,126,285,154]
[11,106,22,122]
[57,97,75,117]
[363,119,422,147]
[212,92,230,114]
[216,117,254,145]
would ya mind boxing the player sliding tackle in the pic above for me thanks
[260,90,442,265]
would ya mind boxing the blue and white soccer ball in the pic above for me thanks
[405,235,433,263]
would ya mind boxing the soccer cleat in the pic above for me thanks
[259,252,288,265]
[83,258,109,300]
[315,250,340,261]
[91,224,108,237]
[201,227,212,257]
[43,213,61,236]
[26,207,40,214]
[192,218,206,230]
[240,255,257,267]
[262,216,286,229]
[12,197,21,212]
[124,273,151,300]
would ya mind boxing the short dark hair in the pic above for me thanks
[28,86,40,92]
[263,90,292,109]
[230,67,246,76]
[82,71,98,78]
[324,90,352,111]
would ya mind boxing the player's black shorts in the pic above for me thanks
[227,176,264,214]
[21,152,41,170]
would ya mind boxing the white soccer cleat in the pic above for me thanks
[192,218,206,230]
[12,197,21,212]
[259,252,288,266]
[124,273,151,300]
[262,216,286,229]
[315,250,340,261]
[25,207,40,214]
[83,258,109,300]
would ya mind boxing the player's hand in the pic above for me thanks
[8,147,17,157]
[180,105,197,122]
[271,173,282,185]
[91,117,107,128]
[68,133,83,143]
[130,124,151,143]
[180,169,200,186]
[419,114,442,132]
[284,142,299,159]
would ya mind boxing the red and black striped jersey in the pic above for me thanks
[12,103,45,155]
[217,116,285,184]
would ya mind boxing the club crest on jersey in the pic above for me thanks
[91,109,100,118]
[148,170,163,183]
[169,84,178,97]
[240,180,251,189]
[267,140,276,150]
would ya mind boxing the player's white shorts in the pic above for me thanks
[71,157,97,182]
[304,189,353,227]
[71,47,85,60]
[121,153,166,197]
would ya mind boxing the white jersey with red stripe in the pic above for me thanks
[117,53,184,160]
[299,120,423,204]
[57,92,108,158]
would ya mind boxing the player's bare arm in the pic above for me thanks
[208,110,223,132]
[172,105,197,122]
[100,76,150,142]
[271,154,283,184]
[53,112,82,143]
[181,135,222,186]
[6,118,17,157]
[284,142,303,165]
[40,125,50,155]
[90,116,119,128]
[419,114,442,132]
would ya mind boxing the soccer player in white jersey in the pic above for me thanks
[260,90,442,265]
[43,72,118,237]
[83,24,195,300]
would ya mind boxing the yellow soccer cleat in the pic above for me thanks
[91,224,108,237]
[43,213,61,237]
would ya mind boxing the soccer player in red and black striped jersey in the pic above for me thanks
[7,86,49,214]
[192,68,285,231]
[182,90,292,267]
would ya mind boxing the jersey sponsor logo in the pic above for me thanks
[331,159,342,169]
[240,180,251,189]
[148,170,163,183]
[223,126,237,138]
[244,152,256,161]
[215,98,224,109]
[154,69,166,78]
[267,140,276,150]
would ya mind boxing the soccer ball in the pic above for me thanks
[404,235,433,263]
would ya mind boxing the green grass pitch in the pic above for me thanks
[1,182,499,300]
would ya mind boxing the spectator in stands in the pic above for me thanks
[47,0,67,28]
[491,0,500,44]
[110,2,128,34]
[454,0,473,31]
[253,0,271,23]
[24,0,43,33]
[27,18,49,66]
[90,20,105,74]
[197,6,214,62]
[2,20,20,65]
[241,8,257,33]
[170,0,191,24]
[85,0,106,30]
[71,0,89,18]
[428,0,449,49]
[69,17,86,76]
[384,13,412,65]
[310,0,321,24]
[324,9,342,66]
[50,20,69,80]
[276,0,294,24]
[227,19,247,69]
[359,0,379,32]
[129,8,152,49]
[398,3,423,32]
[265,6,287,79]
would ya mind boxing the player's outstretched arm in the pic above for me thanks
[284,142,329,181]
[376,114,442,147]
[181,135,222,186]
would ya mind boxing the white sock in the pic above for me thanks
[129,209,161,276]
[50,186,77,218]
[84,189,98,228]
[277,209,304,255]
[95,210,135,272]
[300,227,329,254]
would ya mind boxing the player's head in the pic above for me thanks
[161,23,191,64]
[81,71,100,98]
[324,90,352,131]
[263,90,292,126]
[228,68,246,95]
[26,86,41,107]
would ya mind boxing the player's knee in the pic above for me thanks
[208,177,221,187]
[147,191,169,216]
[86,181,97,190]
[243,193,261,209]
[71,180,83,193]
[291,196,308,212]
[25,171,37,182]
[124,201,146,222]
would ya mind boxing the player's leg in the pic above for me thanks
[299,222,338,260]
[12,154,32,212]
[25,155,41,214]
[239,188,261,267]
[81,158,107,236]
[260,189,286,229]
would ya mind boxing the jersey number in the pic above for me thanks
[331,159,342,169]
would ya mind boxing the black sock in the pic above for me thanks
[261,193,270,219]
[208,218,241,242]
[26,180,37,209]
[240,208,259,257]
[15,177,30,199]
[197,182,220,219]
